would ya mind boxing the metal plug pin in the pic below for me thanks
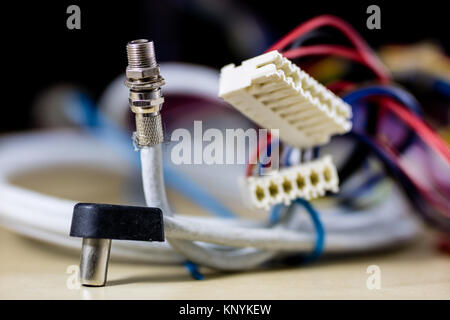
[79,238,111,286]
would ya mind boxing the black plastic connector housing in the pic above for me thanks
[70,203,164,241]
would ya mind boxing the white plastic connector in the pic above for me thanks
[219,50,352,148]
[243,155,339,210]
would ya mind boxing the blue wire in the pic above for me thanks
[434,79,450,98]
[343,84,423,155]
[295,199,325,262]
[348,131,450,231]
[258,138,280,173]
[281,146,294,166]
[269,203,284,224]
[338,172,385,206]
[269,199,325,263]
[184,261,205,280]
[342,84,423,116]
[281,146,320,167]
[312,147,320,159]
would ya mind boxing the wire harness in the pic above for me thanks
[219,50,352,147]
[243,155,339,209]
[3,13,443,278]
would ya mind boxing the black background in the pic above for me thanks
[2,0,449,132]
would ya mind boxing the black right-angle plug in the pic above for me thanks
[70,203,164,287]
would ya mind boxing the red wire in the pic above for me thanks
[377,139,450,216]
[246,132,272,177]
[437,235,450,254]
[246,16,450,180]
[268,15,368,52]
[281,45,388,80]
[381,99,450,163]
[282,45,364,63]
[326,80,356,93]
[267,15,390,81]
[271,16,392,136]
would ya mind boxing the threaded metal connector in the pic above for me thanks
[127,39,157,69]
[125,39,165,149]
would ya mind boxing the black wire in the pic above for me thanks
[348,132,450,232]
[285,28,426,200]
[339,101,379,184]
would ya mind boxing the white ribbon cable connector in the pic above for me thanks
[243,155,339,210]
[219,50,352,147]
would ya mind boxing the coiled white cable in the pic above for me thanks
[141,145,280,270]
[0,128,420,271]
[0,130,421,266]
[0,59,422,269]
[140,144,420,270]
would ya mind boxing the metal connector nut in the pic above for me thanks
[126,66,161,80]
[125,39,165,148]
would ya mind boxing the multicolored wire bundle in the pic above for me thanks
[247,15,450,245]
[6,15,445,281]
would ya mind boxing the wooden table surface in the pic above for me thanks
[0,165,449,299]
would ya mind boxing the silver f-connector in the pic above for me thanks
[125,39,165,148]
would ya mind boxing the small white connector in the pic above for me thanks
[242,155,339,210]
[219,50,352,148]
